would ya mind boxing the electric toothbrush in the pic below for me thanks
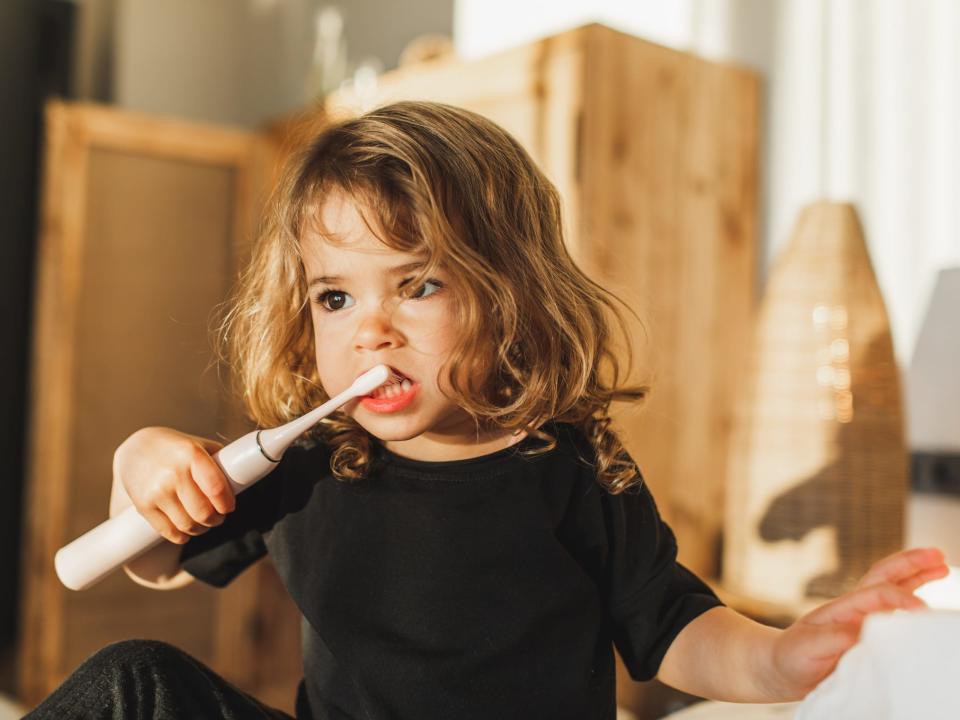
[55,364,391,591]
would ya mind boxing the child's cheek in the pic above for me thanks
[414,296,458,340]
[309,322,339,393]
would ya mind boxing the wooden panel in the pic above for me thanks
[327,40,549,148]
[18,101,265,705]
[580,25,759,579]
[60,147,234,670]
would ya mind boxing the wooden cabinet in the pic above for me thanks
[16,100,300,708]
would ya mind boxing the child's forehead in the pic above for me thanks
[302,190,379,245]
[307,239,423,268]
[301,235,426,277]
[300,189,428,272]
[300,226,429,283]
[301,224,396,256]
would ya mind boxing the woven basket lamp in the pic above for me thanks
[722,202,907,607]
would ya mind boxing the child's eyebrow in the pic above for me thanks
[307,261,427,288]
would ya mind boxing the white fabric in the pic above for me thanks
[796,609,960,720]
[667,700,799,719]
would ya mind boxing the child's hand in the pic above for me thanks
[113,427,235,544]
[766,547,949,699]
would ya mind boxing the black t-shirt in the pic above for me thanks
[179,421,723,720]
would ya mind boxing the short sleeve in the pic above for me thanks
[604,475,724,682]
[178,459,285,588]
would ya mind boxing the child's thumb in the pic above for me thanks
[187,434,225,456]
[201,438,226,454]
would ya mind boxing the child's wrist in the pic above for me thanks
[755,627,804,702]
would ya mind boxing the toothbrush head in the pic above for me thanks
[350,364,391,397]
[256,363,392,461]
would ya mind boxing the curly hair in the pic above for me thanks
[216,101,648,493]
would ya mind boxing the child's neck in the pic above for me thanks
[383,427,528,463]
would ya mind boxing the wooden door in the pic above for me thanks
[17,101,288,708]
[579,25,760,579]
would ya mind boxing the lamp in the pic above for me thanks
[722,202,907,608]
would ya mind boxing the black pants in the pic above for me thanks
[24,639,295,720]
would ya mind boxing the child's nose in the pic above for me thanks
[353,311,403,351]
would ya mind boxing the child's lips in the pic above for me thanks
[361,378,419,413]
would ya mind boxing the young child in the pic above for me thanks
[28,101,947,720]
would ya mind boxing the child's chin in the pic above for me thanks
[354,413,424,441]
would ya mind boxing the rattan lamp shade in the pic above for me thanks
[723,202,907,606]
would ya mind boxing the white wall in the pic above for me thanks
[107,0,452,127]
[113,0,252,126]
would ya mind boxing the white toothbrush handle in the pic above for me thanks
[54,430,276,591]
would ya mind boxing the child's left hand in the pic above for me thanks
[766,547,950,699]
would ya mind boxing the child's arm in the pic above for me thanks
[109,427,235,590]
[657,547,949,702]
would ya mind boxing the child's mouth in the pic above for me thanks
[360,367,419,413]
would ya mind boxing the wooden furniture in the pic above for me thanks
[17,100,297,709]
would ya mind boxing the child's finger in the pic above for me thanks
[155,495,205,540]
[193,435,225,455]
[176,478,225,529]
[855,547,946,591]
[803,582,925,626]
[896,563,951,593]
[138,504,190,545]
[188,449,235,515]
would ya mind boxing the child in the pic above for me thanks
[28,101,948,720]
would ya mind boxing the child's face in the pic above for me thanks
[300,190,480,452]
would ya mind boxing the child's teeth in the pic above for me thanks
[369,376,413,400]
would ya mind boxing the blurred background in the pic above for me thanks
[2,1,958,718]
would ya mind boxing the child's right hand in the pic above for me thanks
[113,427,236,544]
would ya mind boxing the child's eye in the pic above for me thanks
[402,278,444,300]
[315,290,355,312]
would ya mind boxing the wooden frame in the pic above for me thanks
[18,100,271,705]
